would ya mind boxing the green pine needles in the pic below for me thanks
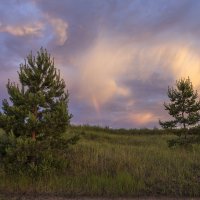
[0,48,72,140]
[159,77,200,142]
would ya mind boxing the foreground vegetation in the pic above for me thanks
[1,126,200,197]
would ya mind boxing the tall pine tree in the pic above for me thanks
[159,77,200,136]
[0,48,72,140]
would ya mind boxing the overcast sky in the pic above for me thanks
[1,0,200,128]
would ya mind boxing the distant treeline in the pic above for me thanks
[70,124,200,136]
[70,124,168,135]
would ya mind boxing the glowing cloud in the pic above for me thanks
[0,22,44,36]
[171,45,200,87]
[71,33,131,111]
[120,40,200,87]
[129,112,158,125]
[67,31,200,118]
[46,16,68,45]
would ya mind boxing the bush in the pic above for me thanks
[167,128,200,148]
[0,132,79,178]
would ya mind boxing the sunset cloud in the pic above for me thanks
[1,0,200,128]
[129,112,158,125]
[0,22,43,36]
[71,33,131,108]
[46,16,68,45]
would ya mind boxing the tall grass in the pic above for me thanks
[1,127,200,197]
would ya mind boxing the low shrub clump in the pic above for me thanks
[0,131,78,179]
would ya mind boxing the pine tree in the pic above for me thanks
[159,77,200,138]
[0,48,72,140]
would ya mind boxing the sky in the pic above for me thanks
[1,0,200,128]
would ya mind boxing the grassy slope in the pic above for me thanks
[1,127,200,197]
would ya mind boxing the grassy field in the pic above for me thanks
[1,126,200,197]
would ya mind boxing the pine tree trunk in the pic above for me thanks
[183,124,187,139]
[32,131,36,140]
[182,111,187,139]
[32,106,37,140]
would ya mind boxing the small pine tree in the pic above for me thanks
[0,48,72,140]
[159,77,200,138]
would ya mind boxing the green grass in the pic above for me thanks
[1,126,200,197]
